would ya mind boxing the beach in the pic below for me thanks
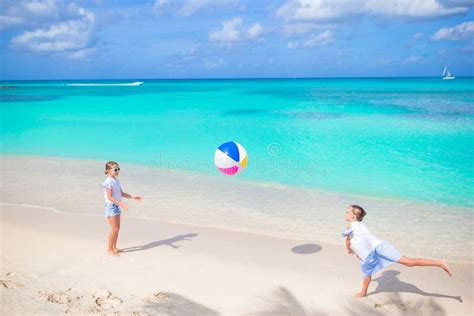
[1,155,472,315]
[2,0,474,312]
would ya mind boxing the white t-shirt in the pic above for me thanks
[102,177,122,204]
[349,221,382,261]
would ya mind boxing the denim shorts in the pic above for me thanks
[104,203,121,218]
[361,241,402,277]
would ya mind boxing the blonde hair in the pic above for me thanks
[350,205,366,221]
[104,161,119,175]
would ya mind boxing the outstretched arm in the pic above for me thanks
[121,189,142,201]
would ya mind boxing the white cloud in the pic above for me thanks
[180,0,213,16]
[66,47,96,60]
[247,23,264,39]
[276,0,470,21]
[277,0,359,21]
[152,0,169,15]
[24,0,58,17]
[209,17,242,43]
[365,0,468,17]
[431,21,474,40]
[3,2,98,59]
[303,30,333,47]
[10,5,95,55]
[152,0,239,17]
[209,17,266,46]
[0,0,60,30]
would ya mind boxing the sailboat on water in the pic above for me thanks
[442,67,455,80]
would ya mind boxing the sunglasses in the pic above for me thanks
[111,168,120,172]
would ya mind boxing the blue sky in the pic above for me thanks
[1,0,473,79]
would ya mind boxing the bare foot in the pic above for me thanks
[108,250,119,257]
[113,248,121,254]
[441,261,452,277]
[354,292,367,298]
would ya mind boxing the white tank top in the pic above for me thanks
[350,221,382,261]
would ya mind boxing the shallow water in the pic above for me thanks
[1,78,473,208]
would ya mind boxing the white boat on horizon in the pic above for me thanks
[442,67,455,80]
[66,81,144,86]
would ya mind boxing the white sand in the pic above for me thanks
[1,155,472,315]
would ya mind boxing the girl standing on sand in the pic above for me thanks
[342,205,452,297]
[102,161,142,256]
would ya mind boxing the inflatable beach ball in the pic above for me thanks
[214,141,248,176]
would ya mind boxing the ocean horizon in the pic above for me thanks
[2,76,474,81]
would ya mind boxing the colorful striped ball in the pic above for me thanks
[214,141,248,176]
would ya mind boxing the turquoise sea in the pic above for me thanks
[1,78,473,207]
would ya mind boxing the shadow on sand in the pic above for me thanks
[120,233,198,253]
[144,291,219,316]
[253,287,326,316]
[291,244,322,254]
[254,286,452,316]
[368,270,462,302]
